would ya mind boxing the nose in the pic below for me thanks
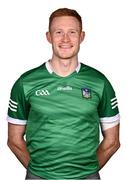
[62,33,70,42]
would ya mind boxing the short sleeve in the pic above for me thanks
[7,77,30,125]
[98,77,120,131]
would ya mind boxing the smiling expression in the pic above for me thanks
[46,16,85,60]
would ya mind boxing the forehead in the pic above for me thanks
[50,16,81,31]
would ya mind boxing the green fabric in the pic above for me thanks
[8,63,119,179]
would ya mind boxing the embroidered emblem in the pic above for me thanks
[81,88,91,99]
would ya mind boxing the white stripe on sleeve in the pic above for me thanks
[8,106,17,112]
[10,99,18,105]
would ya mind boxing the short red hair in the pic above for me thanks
[49,8,82,31]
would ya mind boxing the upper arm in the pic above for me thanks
[8,123,26,143]
[101,124,120,151]
[102,124,120,141]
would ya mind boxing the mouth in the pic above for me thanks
[59,44,73,49]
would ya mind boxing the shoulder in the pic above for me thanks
[20,63,45,80]
[12,63,46,89]
[80,63,108,82]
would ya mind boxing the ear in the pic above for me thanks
[80,31,85,43]
[46,32,52,44]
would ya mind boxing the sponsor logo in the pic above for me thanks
[35,89,50,96]
[57,86,72,91]
[81,87,91,99]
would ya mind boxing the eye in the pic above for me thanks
[56,31,61,34]
[70,31,76,34]
[55,31,62,35]
[68,30,78,36]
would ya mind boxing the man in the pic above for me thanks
[7,8,120,180]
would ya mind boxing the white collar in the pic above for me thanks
[45,61,81,74]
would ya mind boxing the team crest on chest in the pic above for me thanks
[81,87,91,99]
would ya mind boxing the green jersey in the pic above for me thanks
[7,62,119,179]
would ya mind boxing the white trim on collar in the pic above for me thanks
[76,63,81,73]
[45,61,53,74]
[45,61,81,74]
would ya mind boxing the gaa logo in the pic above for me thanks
[35,89,50,96]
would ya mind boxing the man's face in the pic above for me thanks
[46,16,85,60]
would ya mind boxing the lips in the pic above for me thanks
[59,44,73,49]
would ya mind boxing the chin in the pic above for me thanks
[58,53,76,59]
[59,56,74,60]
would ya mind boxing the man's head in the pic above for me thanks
[46,8,85,60]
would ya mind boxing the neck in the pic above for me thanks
[49,57,78,77]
